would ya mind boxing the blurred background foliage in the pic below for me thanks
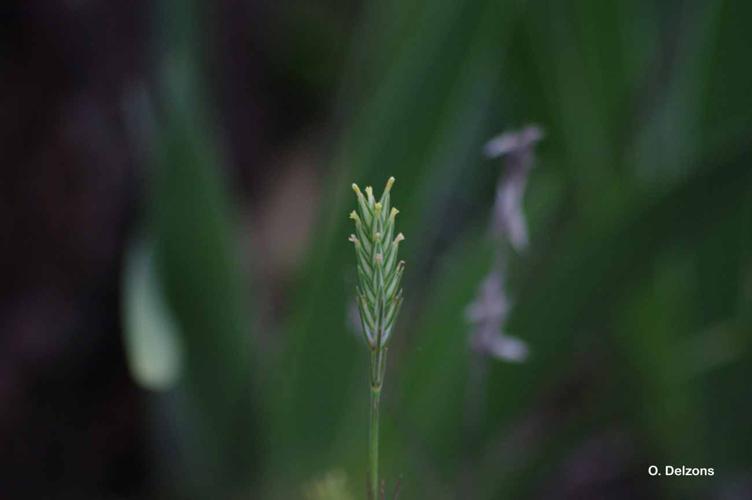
[1,0,750,498]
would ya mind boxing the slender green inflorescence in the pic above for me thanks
[348,177,405,499]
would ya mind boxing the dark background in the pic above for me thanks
[1,1,750,498]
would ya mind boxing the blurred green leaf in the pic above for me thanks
[122,237,184,391]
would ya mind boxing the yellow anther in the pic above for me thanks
[394,233,405,244]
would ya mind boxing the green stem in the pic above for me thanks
[369,384,381,499]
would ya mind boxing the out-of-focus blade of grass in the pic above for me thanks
[122,237,184,391]
[627,1,724,186]
[701,0,752,156]
[136,0,258,496]
[268,0,518,486]
[509,0,628,219]
[151,97,257,497]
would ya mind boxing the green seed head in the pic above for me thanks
[349,177,405,349]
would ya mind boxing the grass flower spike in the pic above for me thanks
[349,176,405,499]
[349,177,405,375]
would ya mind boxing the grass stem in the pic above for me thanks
[369,385,381,499]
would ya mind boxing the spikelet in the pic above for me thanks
[349,177,405,355]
